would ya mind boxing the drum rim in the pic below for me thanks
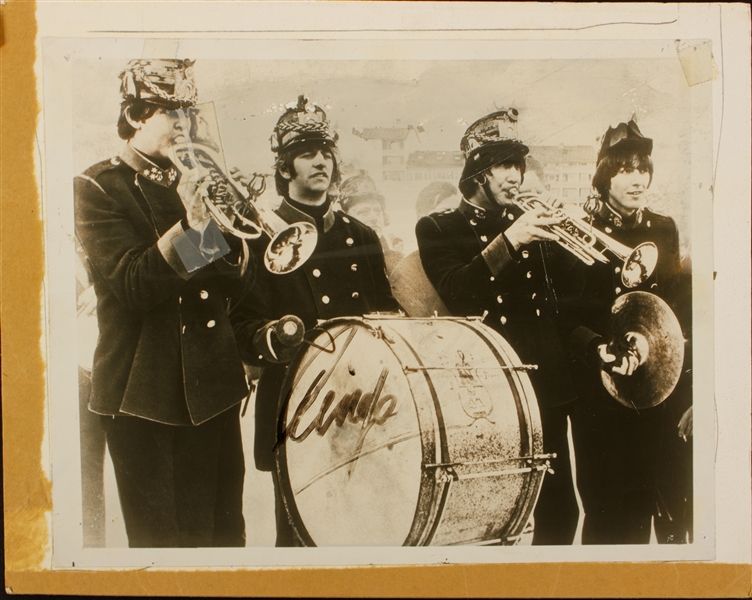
[275,316,544,546]
[275,317,451,546]
[455,320,544,542]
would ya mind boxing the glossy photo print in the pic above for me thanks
[31,5,747,577]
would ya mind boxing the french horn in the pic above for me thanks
[168,104,318,275]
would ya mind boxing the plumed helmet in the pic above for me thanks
[459,107,529,183]
[271,96,339,155]
[119,59,198,108]
[597,119,653,165]
[339,170,385,212]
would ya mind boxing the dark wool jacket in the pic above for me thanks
[75,144,251,426]
[230,199,400,470]
[563,203,683,357]
[560,202,688,410]
[416,198,578,409]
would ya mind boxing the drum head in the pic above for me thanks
[277,321,423,546]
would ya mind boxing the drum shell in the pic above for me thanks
[276,316,545,546]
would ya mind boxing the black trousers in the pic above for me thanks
[532,402,579,545]
[102,406,246,548]
[654,403,693,544]
[570,396,664,545]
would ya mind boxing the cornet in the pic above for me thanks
[168,105,317,275]
[510,190,658,288]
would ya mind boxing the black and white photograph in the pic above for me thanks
[32,2,749,573]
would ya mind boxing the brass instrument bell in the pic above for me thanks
[168,105,318,275]
[511,191,658,288]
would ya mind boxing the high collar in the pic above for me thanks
[597,200,643,230]
[121,144,179,188]
[277,197,336,233]
[458,197,511,221]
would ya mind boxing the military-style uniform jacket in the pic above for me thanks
[561,201,687,416]
[230,199,400,470]
[75,144,251,426]
[416,198,578,408]
[564,202,683,354]
[560,201,689,546]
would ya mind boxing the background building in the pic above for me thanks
[528,145,597,203]
[351,125,423,182]
[406,150,464,184]
[400,144,597,205]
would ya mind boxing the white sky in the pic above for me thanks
[72,54,708,253]
[74,56,696,165]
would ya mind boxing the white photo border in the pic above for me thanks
[33,2,750,572]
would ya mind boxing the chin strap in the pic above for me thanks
[583,193,603,219]
[481,180,497,207]
[473,173,494,208]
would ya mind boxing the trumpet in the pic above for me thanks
[171,142,318,275]
[510,190,658,288]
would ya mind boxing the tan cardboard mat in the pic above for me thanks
[2,1,751,596]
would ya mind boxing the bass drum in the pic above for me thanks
[275,316,549,546]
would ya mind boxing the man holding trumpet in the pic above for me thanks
[416,108,581,545]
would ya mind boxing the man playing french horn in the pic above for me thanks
[74,59,251,548]
[416,108,581,545]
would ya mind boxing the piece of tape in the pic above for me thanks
[676,40,717,87]
[172,218,232,273]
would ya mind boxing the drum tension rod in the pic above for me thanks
[424,454,555,469]
[429,465,549,481]
[403,365,538,373]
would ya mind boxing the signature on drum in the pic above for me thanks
[279,367,399,474]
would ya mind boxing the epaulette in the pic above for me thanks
[423,208,455,219]
[339,211,365,227]
[642,206,672,220]
[78,156,123,181]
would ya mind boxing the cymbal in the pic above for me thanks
[600,291,685,410]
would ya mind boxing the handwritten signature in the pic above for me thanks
[287,367,397,440]
[280,366,398,477]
